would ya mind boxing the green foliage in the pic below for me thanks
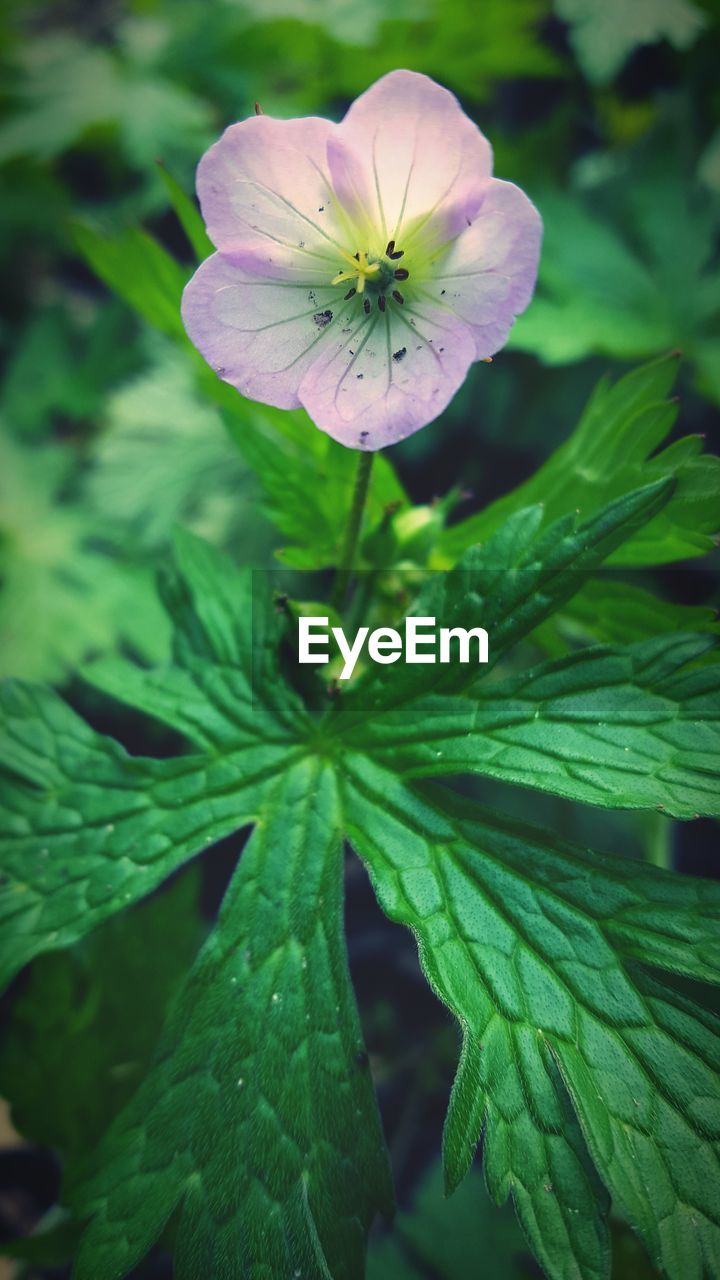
[0,534,308,986]
[534,577,719,652]
[221,400,408,568]
[86,338,256,552]
[0,433,170,680]
[344,634,720,817]
[339,479,674,717]
[344,769,720,1280]
[1,302,139,438]
[440,355,720,566]
[0,33,213,175]
[156,160,214,261]
[72,762,392,1280]
[73,222,190,340]
[508,184,720,403]
[2,480,719,1279]
[0,869,203,1177]
[555,0,707,83]
[367,1162,529,1279]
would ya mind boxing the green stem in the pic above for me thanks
[330,451,374,613]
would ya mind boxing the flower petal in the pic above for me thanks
[422,178,543,358]
[297,300,476,450]
[196,115,351,281]
[181,252,351,408]
[330,69,492,250]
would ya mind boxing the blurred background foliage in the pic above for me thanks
[0,0,719,1275]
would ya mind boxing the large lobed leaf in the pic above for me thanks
[342,762,720,1280]
[0,533,308,988]
[71,760,392,1280]
[2,485,720,1280]
[340,633,720,819]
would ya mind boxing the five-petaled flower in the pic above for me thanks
[182,70,542,451]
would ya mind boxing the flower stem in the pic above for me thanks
[330,451,374,613]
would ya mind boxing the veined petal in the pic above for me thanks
[181,252,350,409]
[423,178,543,358]
[196,115,349,281]
[297,300,476,450]
[331,69,492,250]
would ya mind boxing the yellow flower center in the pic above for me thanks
[329,241,410,314]
[330,248,381,295]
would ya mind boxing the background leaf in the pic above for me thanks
[554,0,707,83]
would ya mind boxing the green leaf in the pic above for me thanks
[0,533,308,987]
[0,432,170,681]
[86,337,263,554]
[73,221,189,340]
[220,398,408,569]
[342,762,720,1280]
[156,161,214,261]
[0,868,203,1176]
[536,577,719,653]
[71,760,392,1280]
[1,302,139,438]
[507,185,720,407]
[367,1161,529,1280]
[343,634,720,819]
[0,33,212,172]
[439,354,720,567]
[554,0,706,83]
[333,480,672,720]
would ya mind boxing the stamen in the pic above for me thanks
[344,288,356,300]
[388,248,404,261]
[394,268,409,280]
[332,248,381,293]
[392,290,405,305]
[378,295,386,312]
[385,240,395,256]
[363,298,371,314]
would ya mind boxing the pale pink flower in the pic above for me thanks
[182,70,541,450]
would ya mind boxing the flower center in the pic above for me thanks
[330,240,410,314]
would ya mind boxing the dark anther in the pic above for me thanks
[363,297,371,314]
[394,268,409,280]
[392,290,405,305]
[385,240,395,255]
[344,288,356,300]
[353,251,360,261]
[378,295,386,312]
